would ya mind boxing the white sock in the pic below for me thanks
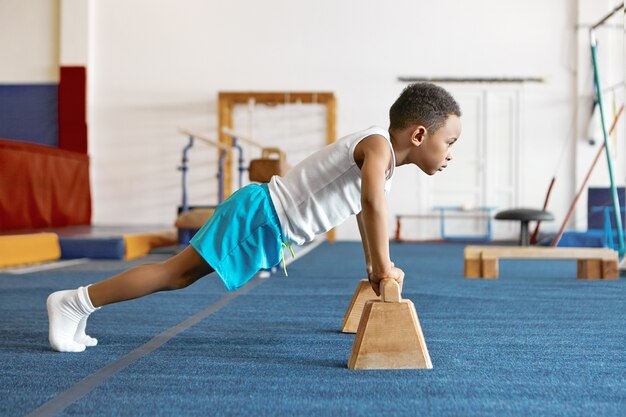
[74,316,98,347]
[47,285,99,352]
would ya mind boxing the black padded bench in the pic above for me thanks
[495,208,554,246]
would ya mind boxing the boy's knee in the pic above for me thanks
[158,263,196,290]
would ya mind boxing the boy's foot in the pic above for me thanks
[47,286,98,352]
[74,316,98,347]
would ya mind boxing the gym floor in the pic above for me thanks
[1,241,624,417]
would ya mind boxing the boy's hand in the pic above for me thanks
[368,265,404,296]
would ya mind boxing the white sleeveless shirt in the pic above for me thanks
[267,126,396,245]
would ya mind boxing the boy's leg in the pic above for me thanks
[47,246,214,352]
[88,245,214,307]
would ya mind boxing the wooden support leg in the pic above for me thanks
[342,279,379,333]
[577,259,602,279]
[464,258,481,278]
[481,257,499,279]
[601,260,619,279]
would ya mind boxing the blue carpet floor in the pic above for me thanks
[0,242,624,417]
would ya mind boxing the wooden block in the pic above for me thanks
[348,279,432,370]
[577,259,602,280]
[576,260,584,279]
[249,147,289,182]
[464,259,481,278]
[464,246,483,259]
[249,159,287,182]
[380,278,401,302]
[175,208,215,229]
[342,279,379,333]
[601,260,619,280]
[481,257,499,279]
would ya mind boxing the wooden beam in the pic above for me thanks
[465,246,617,261]
[218,92,335,104]
[464,245,619,280]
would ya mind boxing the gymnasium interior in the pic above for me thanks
[1,1,624,416]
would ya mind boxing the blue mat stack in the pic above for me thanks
[59,237,126,259]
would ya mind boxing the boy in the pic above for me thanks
[47,82,461,352]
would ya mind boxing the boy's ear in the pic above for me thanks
[411,125,428,147]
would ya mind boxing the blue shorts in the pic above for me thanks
[190,183,284,291]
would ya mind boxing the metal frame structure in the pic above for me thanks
[218,91,337,240]
[588,2,625,256]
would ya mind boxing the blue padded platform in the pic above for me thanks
[0,84,59,147]
[588,187,625,230]
[558,229,615,248]
[59,237,126,260]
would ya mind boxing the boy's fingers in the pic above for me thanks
[392,268,405,291]
[369,277,381,296]
[372,283,380,296]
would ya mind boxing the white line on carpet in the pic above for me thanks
[2,259,90,275]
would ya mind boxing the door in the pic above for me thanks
[417,85,522,240]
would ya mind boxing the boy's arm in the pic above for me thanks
[355,211,372,278]
[355,135,404,295]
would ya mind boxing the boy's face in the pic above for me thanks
[411,115,461,175]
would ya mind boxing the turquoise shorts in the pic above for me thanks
[190,183,284,291]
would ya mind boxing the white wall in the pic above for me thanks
[89,0,583,240]
[59,0,88,65]
[0,0,59,82]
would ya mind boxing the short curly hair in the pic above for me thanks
[389,83,461,132]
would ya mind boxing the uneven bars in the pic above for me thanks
[221,127,265,149]
[592,2,624,30]
[178,128,231,151]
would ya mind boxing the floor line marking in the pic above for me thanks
[24,279,262,417]
[2,259,90,275]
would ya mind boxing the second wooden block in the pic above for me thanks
[342,279,379,333]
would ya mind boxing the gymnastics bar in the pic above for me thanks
[397,77,544,83]
[394,210,494,242]
[218,91,336,240]
[221,127,265,149]
[178,128,231,151]
[464,246,619,280]
[591,2,624,30]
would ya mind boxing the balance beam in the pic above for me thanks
[464,246,619,280]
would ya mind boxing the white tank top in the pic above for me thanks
[267,126,395,245]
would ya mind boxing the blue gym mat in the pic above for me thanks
[0,242,624,417]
